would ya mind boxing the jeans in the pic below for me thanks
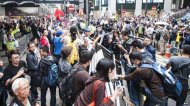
[121,59,140,106]
[129,80,140,106]
[41,78,57,106]
[30,75,39,99]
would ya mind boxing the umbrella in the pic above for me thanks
[155,22,169,26]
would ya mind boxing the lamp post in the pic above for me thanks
[145,0,148,16]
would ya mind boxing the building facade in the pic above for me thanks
[93,0,189,17]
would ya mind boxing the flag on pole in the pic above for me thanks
[54,9,64,20]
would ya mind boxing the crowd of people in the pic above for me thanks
[0,13,189,106]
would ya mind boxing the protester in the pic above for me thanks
[120,52,167,106]
[58,46,72,80]
[26,42,40,100]
[0,58,7,106]
[64,50,93,106]
[166,45,190,106]
[38,46,57,106]
[3,50,27,97]
[53,30,64,60]
[74,58,123,106]
[143,36,156,61]
[10,78,39,106]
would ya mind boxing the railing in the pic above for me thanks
[172,9,190,19]
[89,44,127,106]
[18,32,32,56]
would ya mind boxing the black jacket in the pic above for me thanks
[26,51,39,76]
[38,55,56,77]
[9,93,37,106]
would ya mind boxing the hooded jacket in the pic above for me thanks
[74,77,114,106]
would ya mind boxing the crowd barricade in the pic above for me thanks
[172,9,190,19]
[18,32,32,56]
[89,44,127,106]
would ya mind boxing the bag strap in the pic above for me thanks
[92,80,102,102]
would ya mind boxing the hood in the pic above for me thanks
[41,55,55,65]
[85,77,99,86]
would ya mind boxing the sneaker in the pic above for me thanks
[123,96,135,106]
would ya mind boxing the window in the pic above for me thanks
[126,0,135,3]
[143,0,163,3]
[117,0,125,3]
[95,0,99,6]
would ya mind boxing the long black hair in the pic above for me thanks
[96,58,115,82]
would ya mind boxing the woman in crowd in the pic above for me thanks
[74,58,123,106]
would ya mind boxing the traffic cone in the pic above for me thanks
[165,44,171,58]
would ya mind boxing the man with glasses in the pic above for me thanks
[10,78,39,106]
[3,50,27,97]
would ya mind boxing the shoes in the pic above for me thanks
[123,96,135,106]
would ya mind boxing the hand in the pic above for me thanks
[124,54,130,60]
[113,87,123,97]
[5,79,11,86]
[35,103,40,106]
[115,74,126,80]
[0,72,3,78]
[0,60,3,67]
[117,44,123,48]
[17,69,24,77]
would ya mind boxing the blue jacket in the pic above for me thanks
[145,45,156,61]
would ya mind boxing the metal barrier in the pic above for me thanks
[18,33,32,56]
[172,9,190,19]
[90,44,127,106]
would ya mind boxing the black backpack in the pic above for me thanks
[59,65,80,104]
[102,33,110,48]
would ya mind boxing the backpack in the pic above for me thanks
[140,63,182,97]
[44,62,59,86]
[59,65,80,104]
[174,62,190,80]
[102,33,110,48]
[125,24,131,32]
[184,35,190,45]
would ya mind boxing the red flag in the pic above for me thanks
[54,9,64,20]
